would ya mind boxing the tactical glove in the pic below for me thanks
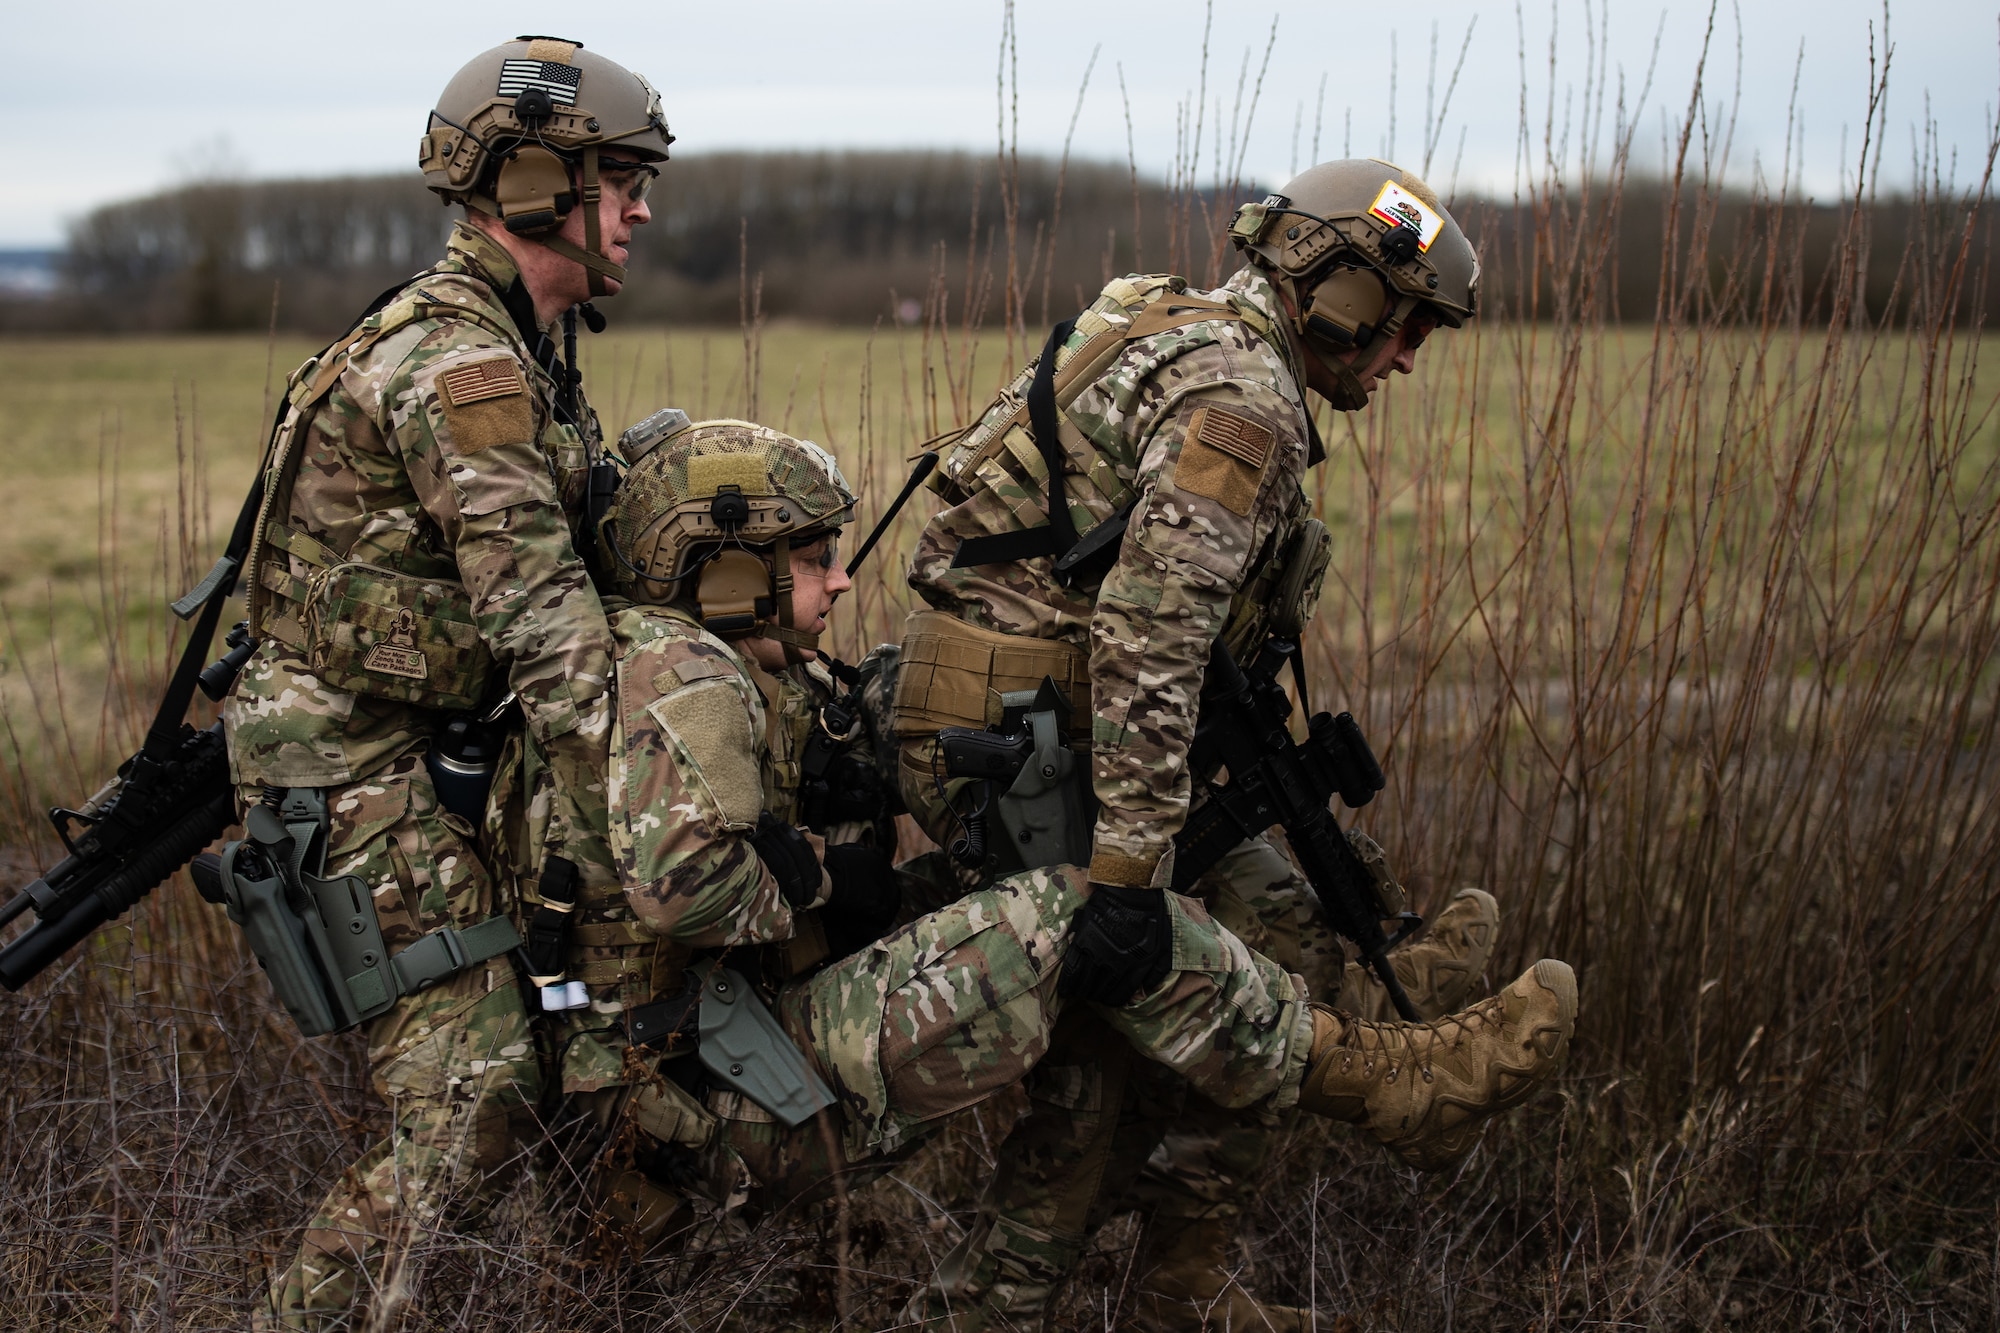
[1058,884,1173,1005]
[820,841,903,957]
[749,812,825,908]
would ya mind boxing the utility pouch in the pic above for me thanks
[219,787,522,1038]
[303,562,495,711]
[627,1076,716,1150]
[697,963,836,1128]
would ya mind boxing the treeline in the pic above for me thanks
[7,150,1994,333]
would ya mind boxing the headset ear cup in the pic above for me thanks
[1302,266,1395,352]
[494,145,574,236]
[696,549,774,636]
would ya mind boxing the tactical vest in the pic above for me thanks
[246,279,593,713]
[900,273,1330,736]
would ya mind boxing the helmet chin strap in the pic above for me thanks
[537,146,623,298]
[747,534,820,665]
[1308,347,1372,412]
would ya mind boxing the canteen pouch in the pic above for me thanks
[303,562,496,711]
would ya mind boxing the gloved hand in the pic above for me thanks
[820,841,903,957]
[749,812,825,908]
[1058,884,1173,1005]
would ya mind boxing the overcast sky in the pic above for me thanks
[3,0,1995,247]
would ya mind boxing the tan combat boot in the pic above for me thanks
[1299,959,1577,1171]
[1334,887,1499,1021]
[1130,1211,1326,1332]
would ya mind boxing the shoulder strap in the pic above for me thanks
[947,293,1251,588]
[947,320,1076,574]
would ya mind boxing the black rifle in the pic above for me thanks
[1173,638,1424,1020]
[0,459,267,991]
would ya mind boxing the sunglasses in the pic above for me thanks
[793,533,841,573]
[594,159,659,204]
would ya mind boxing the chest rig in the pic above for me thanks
[245,278,591,713]
[899,275,1331,742]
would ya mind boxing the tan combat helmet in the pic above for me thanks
[419,36,674,297]
[1230,159,1478,407]
[610,415,856,659]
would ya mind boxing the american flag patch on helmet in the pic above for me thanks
[440,357,524,407]
[498,60,582,106]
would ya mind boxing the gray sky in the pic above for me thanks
[4,0,1996,247]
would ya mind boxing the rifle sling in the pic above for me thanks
[143,276,424,764]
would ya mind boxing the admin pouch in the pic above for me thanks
[302,563,494,711]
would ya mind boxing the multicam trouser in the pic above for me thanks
[898,734,1346,1327]
[252,752,544,1331]
[590,866,1314,1226]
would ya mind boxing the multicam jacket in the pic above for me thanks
[909,267,1321,888]
[225,223,613,817]
[604,603,801,948]
[533,600,889,1093]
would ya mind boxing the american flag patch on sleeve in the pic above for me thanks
[498,60,582,106]
[1190,406,1274,468]
[440,358,524,407]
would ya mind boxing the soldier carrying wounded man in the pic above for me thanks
[509,416,1578,1255]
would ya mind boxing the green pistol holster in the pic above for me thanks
[992,683,1093,872]
[696,963,836,1127]
[218,788,522,1037]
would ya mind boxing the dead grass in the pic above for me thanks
[6,16,2000,1331]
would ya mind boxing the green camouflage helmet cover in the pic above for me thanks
[1230,158,1478,330]
[611,419,855,652]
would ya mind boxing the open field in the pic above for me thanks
[6,178,2000,1331]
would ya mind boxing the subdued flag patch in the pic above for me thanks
[497,60,582,106]
[440,358,524,408]
[1190,406,1274,469]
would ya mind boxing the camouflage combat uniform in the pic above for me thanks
[545,601,1323,1234]
[894,268,1351,1327]
[223,222,614,1327]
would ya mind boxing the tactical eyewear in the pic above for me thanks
[794,533,842,573]
[597,160,659,203]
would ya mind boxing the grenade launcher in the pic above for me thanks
[0,476,264,991]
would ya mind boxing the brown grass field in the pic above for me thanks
[6,38,2000,1329]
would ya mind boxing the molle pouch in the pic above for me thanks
[304,562,495,711]
[1269,518,1332,640]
